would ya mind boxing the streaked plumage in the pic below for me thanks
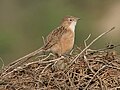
[43,16,80,56]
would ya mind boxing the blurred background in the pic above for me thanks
[0,0,120,67]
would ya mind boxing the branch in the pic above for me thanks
[83,55,104,90]
[83,65,107,90]
[84,34,91,48]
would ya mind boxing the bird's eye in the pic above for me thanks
[69,19,72,21]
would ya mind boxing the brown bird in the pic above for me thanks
[42,16,80,56]
[12,16,80,63]
[1,16,80,76]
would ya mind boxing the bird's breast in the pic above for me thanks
[60,29,75,54]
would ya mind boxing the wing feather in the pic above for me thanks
[43,26,66,50]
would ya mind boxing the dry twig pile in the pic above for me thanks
[0,27,120,90]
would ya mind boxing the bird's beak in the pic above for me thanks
[76,18,80,21]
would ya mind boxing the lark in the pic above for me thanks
[2,16,79,75]
[42,16,80,56]
[15,16,80,61]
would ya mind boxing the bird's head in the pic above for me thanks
[61,16,80,31]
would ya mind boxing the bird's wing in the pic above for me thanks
[43,26,67,50]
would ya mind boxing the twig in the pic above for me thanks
[83,65,107,90]
[40,53,55,62]
[70,49,74,55]
[0,66,22,79]
[42,36,46,45]
[0,57,4,69]
[84,34,91,54]
[40,63,52,74]
[52,76,62,90]
[88,44,120,55]
[84,34,91,48]
[107,65,120,70]
[95,59,120,70]
[41,56,64,64]
[110,86,120,90]
[83,55,104,90]
[76,45,82,51]
[64,27,115,72]
[35,54,47,60]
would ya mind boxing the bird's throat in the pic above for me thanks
[69,21,76,32]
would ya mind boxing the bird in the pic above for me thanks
[9,16,80,66]
[1,16,80,76]
[42,16,80,56]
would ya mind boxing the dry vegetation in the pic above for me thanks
[0,27,120,90]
